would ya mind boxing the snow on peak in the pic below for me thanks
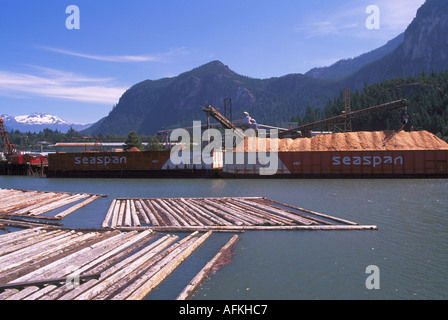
[14,113,70,125]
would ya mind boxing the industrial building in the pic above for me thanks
[52,142,148,153]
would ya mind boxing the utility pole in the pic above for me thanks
[344,88,352,132]
[224,98,233,124]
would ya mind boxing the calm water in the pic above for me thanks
[1,175,447,300]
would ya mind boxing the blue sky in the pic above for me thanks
[0,0,425,125]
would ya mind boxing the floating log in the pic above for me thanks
[55,195,101,219]
[0,217,63,227]
[118,225,378,232]
[6,215,62,221]
[186,199,232,226]
[139,200,161,226]
[0,218,60,230]
[202,199,252,226]
[220,200,276,226]
[151,199,182,227]
[176,235,240,300]
[167,199,202,226]
[129,199,140,227]
[225,199,293,225]
[178,199,216,226]
[123,200,132,227]
[23,285,55,300]
[157,199,189,226]
[21,194,76,215]
[3,193,59,214]
[116,201,126,228]
[143,200,165,226]
[270,199,359,226]
[102,200,116,229]
[134,200,150,225]
[234,198,318,226]
[29,194,88,216]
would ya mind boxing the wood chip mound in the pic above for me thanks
[235,131,448,152]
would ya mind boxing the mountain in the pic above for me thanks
[346,0,448,86]
[305,33,405,80]
[85,0,447,136]
[84,61,341,136]
[2,113,92,133]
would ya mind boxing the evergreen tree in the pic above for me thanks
[146,136,165,151]
[66,127,80,138]
[124,131,143,151]
[323,70,448,141]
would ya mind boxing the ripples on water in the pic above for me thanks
[0,176,447,299]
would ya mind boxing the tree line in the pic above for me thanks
[7,128,164,152]
[290,70,448,142]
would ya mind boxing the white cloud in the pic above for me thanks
[41,46,189,63]
[0,67,127,105]
[293,2,363,38]
[374,0,426,32]
[294,0,425,38]
[294,20,359,38]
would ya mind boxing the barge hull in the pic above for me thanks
[46,149,448,179]
[46,150,222,178]
[222,150,448,178]
[46,169,220,179]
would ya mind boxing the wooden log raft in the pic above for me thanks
[0,188,102,220]
[102,197,378,232]
[114,231,213,300]
[0,228,215,300]
[0,227,224,300]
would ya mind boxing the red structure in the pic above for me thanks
[0,115,17,157]
[9,153,49,165]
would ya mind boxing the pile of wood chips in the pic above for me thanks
[235,130,448,152]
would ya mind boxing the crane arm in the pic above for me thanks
[279,99,410,138]
[202,105,247,140]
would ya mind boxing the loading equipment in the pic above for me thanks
[279,99,410,138]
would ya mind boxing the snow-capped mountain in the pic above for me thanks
[14,113,71,126]
[1,113,92,133]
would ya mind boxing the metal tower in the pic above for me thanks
[344,88,352,132]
